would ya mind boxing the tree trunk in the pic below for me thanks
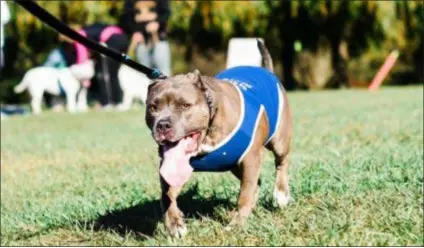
[280,0,296,91]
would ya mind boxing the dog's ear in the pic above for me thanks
[147,80,160,93]
[187,69,201,83]
[191,69,204,89]
[192,70,217,119]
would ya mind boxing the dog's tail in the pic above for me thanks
[14,77,29,94]
[257,39,274,73]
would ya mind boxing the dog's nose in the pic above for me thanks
[156,119,172,133]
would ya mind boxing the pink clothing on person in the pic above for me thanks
[74,29,89,64]
[74,26,124,64]
[99,26,124,44]
[73,30,91,88]
[73,26,124,88]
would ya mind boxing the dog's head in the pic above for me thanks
[69,59,95,81]
[145,70,214,154]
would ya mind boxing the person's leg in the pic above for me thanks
[95,56,111,107]
[88,70,102,109]
[152,40,172,77]
[107,58,122,105]
[136,43,153,68]
[106,34,129,105]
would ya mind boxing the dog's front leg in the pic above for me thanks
[160,176,187,238]
[76,88,88,112]
[66,92,77,113]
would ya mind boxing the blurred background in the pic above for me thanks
[0,0,423,105]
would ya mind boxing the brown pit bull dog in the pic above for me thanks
[145,40,292,238]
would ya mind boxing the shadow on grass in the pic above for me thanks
[90,183,232,239]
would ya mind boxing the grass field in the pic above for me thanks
[1,86,423,246]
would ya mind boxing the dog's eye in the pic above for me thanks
[148,105,158,113]
[181,103,191,110]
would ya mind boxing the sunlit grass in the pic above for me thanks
[1,86,423,246]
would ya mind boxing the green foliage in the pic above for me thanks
[168,1,269,48]
[6,0,422,53]
[200,1,267,36]
[1,1,422,86]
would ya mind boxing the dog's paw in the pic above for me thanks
[165,211,187,239]
[76,106,88,112]
[227,211,247,229]
[224,224,234,231]
[168,222,187,239]
[68,108,77,114]
[116,104,130,112]
[52,105,64,113]
[224,213,248,232]
[273,188,293,208]
[101,104,115,112]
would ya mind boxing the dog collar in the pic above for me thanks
[201,87,217,145]
[204,90,216,122]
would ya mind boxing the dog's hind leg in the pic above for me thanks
[271,149,291,207]
[266,91,293,208]
[31,96,42,115]
[30,88,43,115]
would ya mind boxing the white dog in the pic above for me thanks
[116,64,150,111]
[14,60,95,114]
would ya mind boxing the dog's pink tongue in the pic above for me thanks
[160,138,194,187]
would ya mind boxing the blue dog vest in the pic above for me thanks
[190,66,284,172]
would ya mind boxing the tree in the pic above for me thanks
[3,0,423,88]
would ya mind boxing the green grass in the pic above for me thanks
[1,86,423,246]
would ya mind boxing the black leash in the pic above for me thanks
[13,0,167,80]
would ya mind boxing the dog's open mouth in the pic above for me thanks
[162,132,201,154]
[160,132,201,187]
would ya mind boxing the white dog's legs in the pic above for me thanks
[76,87,88,112]
[29,87,43,115]
[116,92,133,112]
[66,92,77,114]
[30,95,43,115]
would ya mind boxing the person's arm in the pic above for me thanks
[119,0,136,35]
[74,29,89,64]
[73,28,91,88]
[1,1,11,25]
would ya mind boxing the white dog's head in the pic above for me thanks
[69,60,95,81]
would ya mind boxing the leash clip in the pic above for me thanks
[151,68,166,79]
